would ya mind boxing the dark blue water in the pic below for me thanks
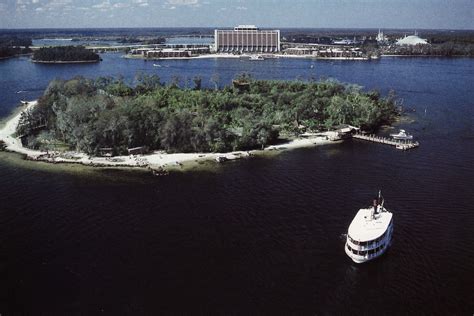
[0,54,473,315]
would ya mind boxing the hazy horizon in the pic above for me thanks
[2,26,474,31]
[1,0,473,30]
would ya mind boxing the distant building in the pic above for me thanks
[146,49,192,58]
[376,29,388,44]
[332,37,360,45]
[396,32,429,45]
[129,46,210,59]
[284,45,363,58]
[214,25,280,53]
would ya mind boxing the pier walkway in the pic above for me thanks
[352,132,419,150]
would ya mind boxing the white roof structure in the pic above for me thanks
[348,207,393,242]
[234,25,259,30]
[396,35,429,45]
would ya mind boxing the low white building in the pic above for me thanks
[396,32,429,45]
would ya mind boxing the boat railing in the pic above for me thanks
[347,238,388,251]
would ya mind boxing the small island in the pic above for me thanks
[0,75,399,171]
[32,45,101,63]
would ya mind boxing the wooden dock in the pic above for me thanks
[352,132,419,150]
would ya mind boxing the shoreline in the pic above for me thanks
[123,53,374,61]
[124,52,473,61]
[31,59,100,64]
[0,53,33,60]
[0,101,339,174]
[380,54,473,58]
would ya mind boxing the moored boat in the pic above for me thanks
[215,156,228,163]
[345,191,393,263]
[249,54,265,61]
[390,129,413,140]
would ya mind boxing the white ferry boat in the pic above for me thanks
[390,129,413,140]
[345,191,393,263]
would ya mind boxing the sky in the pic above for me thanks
[0,0,473,29]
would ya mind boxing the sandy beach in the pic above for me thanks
[0,101,42,158]
[0,101,338,172]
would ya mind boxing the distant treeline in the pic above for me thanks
[118,37,166,45]
[0,36,32,58]
[17,75,398,155]
[1,28,213,40]
[388,42,474,56]
[32,46,100,62]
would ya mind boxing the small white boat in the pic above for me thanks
[345,191,393,263]
[153,64,162,67]
[249,55,264,61]
[215,156,228,163]
[390,129,413,140]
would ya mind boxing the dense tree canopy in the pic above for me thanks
[32,46,100,62]
[0,36,32,58]
[17,75,398,155]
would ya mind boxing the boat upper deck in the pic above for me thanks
[348,207,393,242]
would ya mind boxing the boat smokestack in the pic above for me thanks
[372,198,378,217]
[378,190,384,210]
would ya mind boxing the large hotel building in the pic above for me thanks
[214,25,281,53]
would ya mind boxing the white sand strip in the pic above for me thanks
[0,101,43,158]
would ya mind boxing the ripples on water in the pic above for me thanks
[0,55,473,314]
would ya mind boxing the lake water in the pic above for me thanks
[32,38,125,47]
[0,53,473,314]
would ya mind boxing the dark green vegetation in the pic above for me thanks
[17,75,398,155]
[32,46,100,62]
[0,36,32,59]
[388,42,474,56]
[118,37,166,45]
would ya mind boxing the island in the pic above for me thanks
[0,36,32,59]
[32,45,101,63]
[1,75,398,172]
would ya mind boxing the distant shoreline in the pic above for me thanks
[381,54,472,58]
[124,53,375,61]
[124,52,474,61]
[0,53,32,60]
[31,59,100,64]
